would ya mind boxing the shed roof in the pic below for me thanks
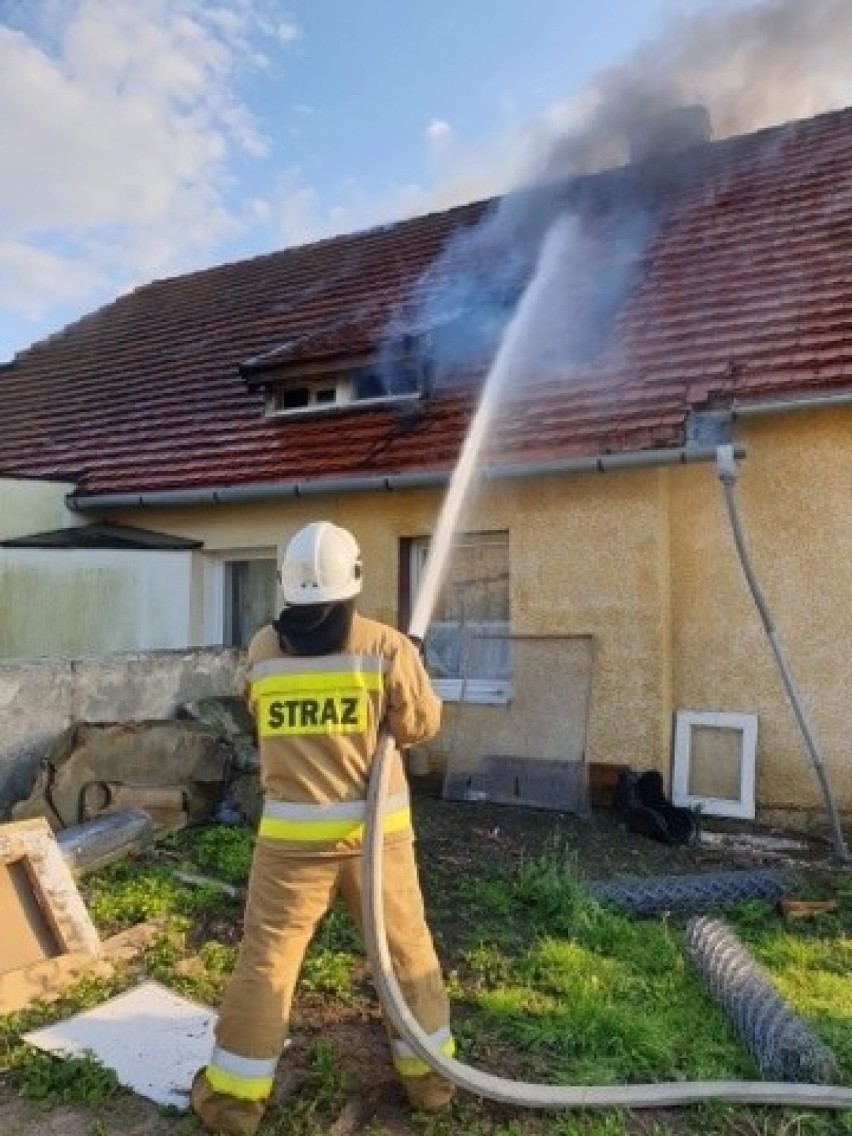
[2,105,852,500]
[0,523,203,550]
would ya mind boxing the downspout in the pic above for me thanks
[715,444,850,863]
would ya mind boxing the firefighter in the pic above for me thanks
[192,521,455,1135]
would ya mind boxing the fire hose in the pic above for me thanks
[361,729,852,1110]
[358,437,852,1110]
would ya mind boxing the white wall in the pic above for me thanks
[0,548,196,659]
[0,477,81,540]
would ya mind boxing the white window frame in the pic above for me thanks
[671,709,758,820]
[264,360,424,421]
[432,675,511,705]
[410,534,511,705]
[202,548,277,646]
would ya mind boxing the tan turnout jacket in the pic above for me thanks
[246,611,441,856]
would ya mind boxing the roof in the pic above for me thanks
[2,105,852,500]
[0,523,203,550]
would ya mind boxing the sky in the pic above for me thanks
[2,0,851,362]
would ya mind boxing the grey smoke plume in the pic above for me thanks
[384,0,852,397]
[530,0,852,180]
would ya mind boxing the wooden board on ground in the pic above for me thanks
[0,818,103,1013]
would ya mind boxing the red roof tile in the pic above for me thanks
[3,107,852,497]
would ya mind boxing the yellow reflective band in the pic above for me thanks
[258,806,411,842]
[251,671,383,738]
[205,1065,274,1102]
[393,1035,456,1077]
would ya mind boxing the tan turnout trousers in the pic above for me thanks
[192,613,454,1135]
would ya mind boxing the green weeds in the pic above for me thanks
[1,819,851,1136]
[257,1039,351,1135]
[170,824,255,884]
[16,1050,120,1107]
[84,863,225,933]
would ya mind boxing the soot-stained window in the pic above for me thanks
[253,353,425,420]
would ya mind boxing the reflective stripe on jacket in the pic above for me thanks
[258,791,411,842]
[250,653,384,738]
[245,613,442,857]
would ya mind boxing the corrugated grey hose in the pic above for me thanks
[362,730,852,1110]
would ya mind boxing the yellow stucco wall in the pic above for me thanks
[108,469,673,780]
[671,409,852,825]
[101,404,851,822]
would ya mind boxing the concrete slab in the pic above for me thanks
[23,980,216,1109]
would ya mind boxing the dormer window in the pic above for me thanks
[240,344,429,420]
[269,377,352,414]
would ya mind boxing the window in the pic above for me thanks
[408,531,511,703]
[267,377,352,415]
[223,559,278,648]
[261,360,423,419]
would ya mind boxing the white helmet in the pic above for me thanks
[279,522,363,605]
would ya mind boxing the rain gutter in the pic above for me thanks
[67,443,745,512]
[732,389,852,418]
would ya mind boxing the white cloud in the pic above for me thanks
[424,117,453,143]
[259,168,422,248]
[262,166,436,250]
[424,117,456,174]
[0,0,293,345]
[0,241,104,319]
[276,18,301,44]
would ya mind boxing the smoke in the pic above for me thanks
[382,0,852,399]
[531,0,852,180]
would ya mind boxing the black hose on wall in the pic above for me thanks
[684,916,839,1084]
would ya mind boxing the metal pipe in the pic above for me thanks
[732,389,852,418]
[715,444,850,862]
[489,443,745,482]
[67,444,742,512]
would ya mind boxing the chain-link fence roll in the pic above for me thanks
[589,868,791,917]
[684,916,839,1083]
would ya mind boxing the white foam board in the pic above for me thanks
[23,979,216,1109]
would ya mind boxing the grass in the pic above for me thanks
[0,974,132,1111]
[257,1039,353,1136]
[1,816,851,1135]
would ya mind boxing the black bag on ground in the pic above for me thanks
[614,770,697,846]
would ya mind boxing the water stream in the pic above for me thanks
[408,214,577,640]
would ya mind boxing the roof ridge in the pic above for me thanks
[10,102,852,367]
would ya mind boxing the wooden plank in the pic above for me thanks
[0,818,103,1014]
[0,918,169,1014]
[0,951,113,1014]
